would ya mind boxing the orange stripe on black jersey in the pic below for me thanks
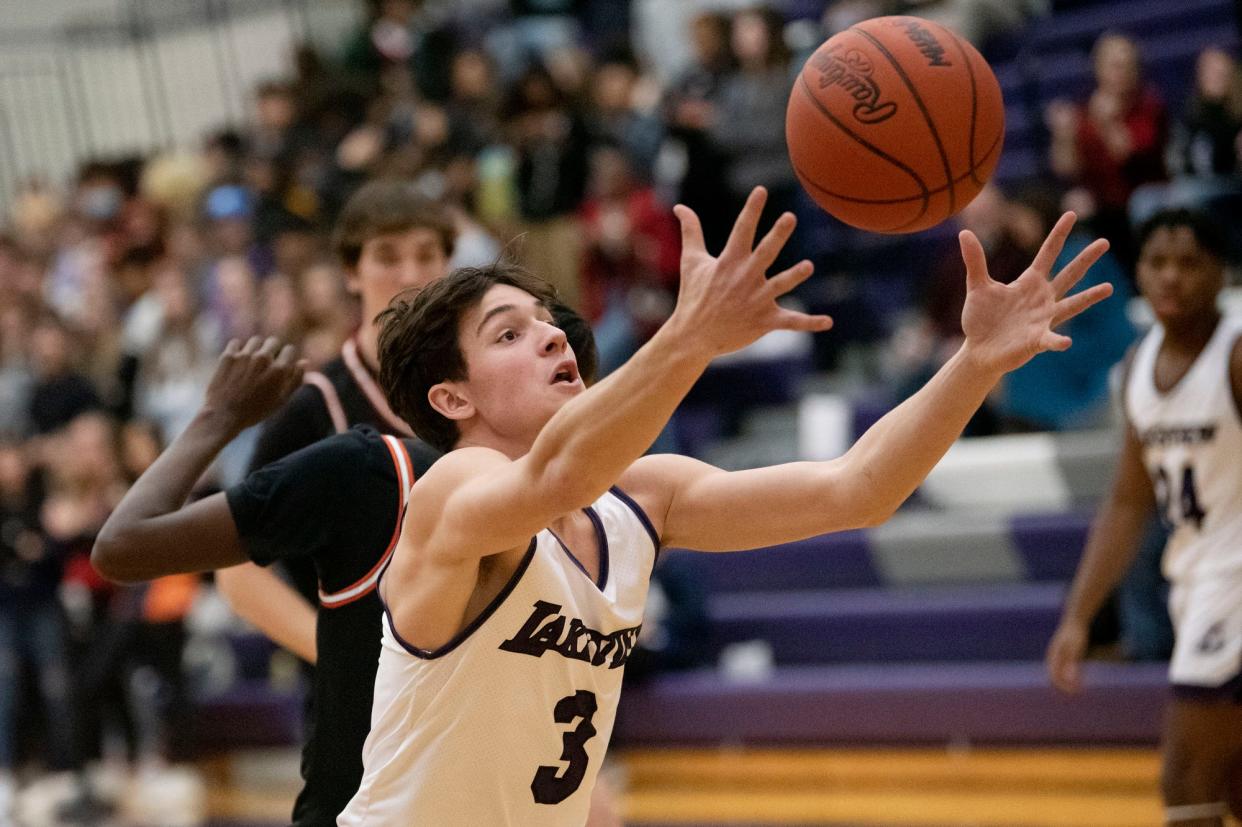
[318,435,413,608]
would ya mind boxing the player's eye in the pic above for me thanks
[498,329,518,343]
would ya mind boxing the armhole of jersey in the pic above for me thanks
[318,435,414,608]
[608,485,662,568]
[303,371,349,435]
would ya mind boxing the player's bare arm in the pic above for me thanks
[383,187,832,647]
[1045,422,1157,694]
[619,212,1114,551]
[218,562,318,663]
[92,336,305,582]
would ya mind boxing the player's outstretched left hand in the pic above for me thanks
[958,212,1113,375]
[203,336,307,433]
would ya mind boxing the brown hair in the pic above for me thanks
[332,180,456,268]
[377,262,561,452]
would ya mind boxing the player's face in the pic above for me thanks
[454,284,584,446]
[1137,226,1223,327]
[348,227,449,321]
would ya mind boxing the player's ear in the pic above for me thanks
[428,382,473,422]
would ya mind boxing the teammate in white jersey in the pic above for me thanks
[1047,208,1242,827]
[342,187,1113,826]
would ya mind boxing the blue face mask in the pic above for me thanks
[80,186,122,221]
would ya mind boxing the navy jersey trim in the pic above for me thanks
[547,506,610,591]
[608,485,662,564]
[381,537,538,660]
[1171,671,1242,704]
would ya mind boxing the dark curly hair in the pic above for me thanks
[377,262,590,452]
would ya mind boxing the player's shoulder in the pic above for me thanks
[414,446,512,490]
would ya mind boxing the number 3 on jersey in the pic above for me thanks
[1154,464,1207,530]
[531,690,598,805]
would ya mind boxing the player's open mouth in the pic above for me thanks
[550,360,579,385]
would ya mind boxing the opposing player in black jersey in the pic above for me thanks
[90,310,598,827]
[215,179,456,661]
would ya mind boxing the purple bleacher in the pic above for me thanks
[615,662,1168,746]
[1029,0,1232,53]
[1010,510,1092,582]
[709,583,1064,664]
[662,532,880,594]
[191,680,304,754]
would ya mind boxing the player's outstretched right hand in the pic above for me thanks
[203,336,306,433]
[670,186,833,359]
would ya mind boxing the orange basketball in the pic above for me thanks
[786,16,1004,234]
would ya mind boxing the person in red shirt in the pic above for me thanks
[1048,33,1169,267]
[578,143,680,375]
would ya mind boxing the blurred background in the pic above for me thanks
[0,0,1238,824]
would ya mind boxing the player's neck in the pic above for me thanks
[1163,310,1221,355]
[456,427,536,461]
[356,330,381,373]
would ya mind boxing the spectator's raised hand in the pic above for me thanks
[959,212,1113,375]
[202,336,306,433]
[670,186,832,358]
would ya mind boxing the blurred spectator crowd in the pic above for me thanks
[0,0,1238,819]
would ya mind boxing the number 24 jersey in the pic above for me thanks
[1126,314,1242,583]
[338,487,658,826]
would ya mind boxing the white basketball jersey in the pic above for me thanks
[1125,314,1242,583]
[338,487,658,827]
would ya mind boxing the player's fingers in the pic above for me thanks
[1050,238,1110,298]
[1051,282,1114,327]
[1040,330,1073,352]
[274,343,298,369]
[223,338,243,357]
[240,336,264,355]
[723,186,768,258]
[766,259,815,297]
[751,212,798,272]
[773,308,833,333]
[958,230,990,291]
[673,204,706,255]
[1031,212,1077,276]
[256,336,282,360]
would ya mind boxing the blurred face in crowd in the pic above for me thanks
[592,63,636,115]
[957,183,1007,249]
[1137,225,1223,328]
[256,88,296,133]
[29,322,71,378]
[691,14,729,68]
[451,50,493,102]
[59,413,120,489]
[119,421,161,481]
[1093,35,1140,98]
[347,228,450,333]
[732,11,773,69]
[0,443,27,497]
[589,145,633,200]
[300,262,348,324]
[1196,48,1235,101]
[155,267,195,327]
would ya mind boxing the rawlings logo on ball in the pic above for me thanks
[811,48,897,124]
[890,19,952,67]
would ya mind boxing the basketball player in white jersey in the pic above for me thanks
[1047,209,1242,827]
[342,186,1113,825]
